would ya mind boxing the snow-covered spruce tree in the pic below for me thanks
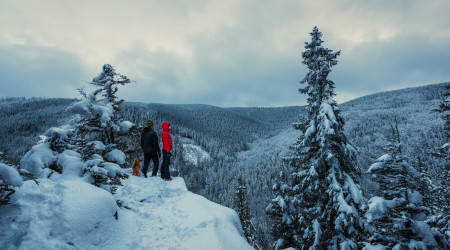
[18,65,134,192]
[429,83,450,245]
[64,64,135,189]
[234,175,258,247]
[273,26,371,249]
[366,121,438,248]
[266,171,296,249]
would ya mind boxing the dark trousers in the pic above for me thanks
[161,150,171,179]
[143,151,159,177]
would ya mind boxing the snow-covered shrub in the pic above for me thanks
[83,154,127,191]
[20,142,57,178]
[0,163,22,205]
[18,64,135,193]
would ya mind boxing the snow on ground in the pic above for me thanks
[0,179,136,250]
[115,171,252,250]
[0,169,252,250]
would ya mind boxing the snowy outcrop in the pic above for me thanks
[0,173,252,249]
[115,174,252,250]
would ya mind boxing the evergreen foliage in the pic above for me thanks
[266,171,296,249]
[272,26,371,249]
[367,121,436,248]
[234,175,258,247]
[66,64,134,188]
[429,83,450,245]
[0,153,16,206]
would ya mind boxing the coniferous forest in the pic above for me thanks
[1,27,449,249]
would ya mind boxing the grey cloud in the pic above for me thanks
[332,33,450,97]
[0,44,87,98]
[2,1,449,108]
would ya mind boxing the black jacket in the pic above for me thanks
[140,127,160,154]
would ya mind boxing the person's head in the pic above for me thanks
[146,120,154,128]
[162,122,171,132]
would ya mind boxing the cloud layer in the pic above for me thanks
[1,0,449,107]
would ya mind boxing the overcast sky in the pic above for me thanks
[1,0,449,107]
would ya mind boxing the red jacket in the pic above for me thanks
[161,122,173,153]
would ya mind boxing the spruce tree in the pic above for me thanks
[367,121,435,248]
[266,171,296,249]
[89,64,131,147]
[234,175,258,247]
[274,26,370,249]
[66,64,134,189]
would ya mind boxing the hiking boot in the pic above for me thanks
[165,178,172,181]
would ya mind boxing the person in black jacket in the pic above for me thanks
[140,120,161,178]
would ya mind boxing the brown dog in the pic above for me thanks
[132,158,141,176]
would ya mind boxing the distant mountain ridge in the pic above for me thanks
[0,82,447,165]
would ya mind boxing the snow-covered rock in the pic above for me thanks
[115,174,252,249]
[0,172,252,250]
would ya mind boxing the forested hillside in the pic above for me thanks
[0,97,74,163]
[0,82,448,248]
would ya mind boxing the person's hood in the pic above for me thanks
[162,122,170,132]
[143,126,152,133]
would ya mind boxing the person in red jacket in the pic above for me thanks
[161,122,173,181]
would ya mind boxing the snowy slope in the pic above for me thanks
[0,172,252,250]
[116,174,251,250]
[180,137,211,166]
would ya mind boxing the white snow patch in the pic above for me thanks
[367,162,384,173]
[55,150,84,179]
[120,121,133,132]
[415,221,438,247]
[344,174,365,206]
[362,243,388,250]
[102,162,124,177]
[92,140,106,151]
[105,149,126,165]
[20,143,56,178]
[0,179,136,249]
[365,196,397,221]
[408,191,423,205]
[376,154,393,162]
[0,163,22,186]
[44,127,73,140]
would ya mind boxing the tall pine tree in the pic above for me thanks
[367,121,437,248]
[270,26,371,249]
